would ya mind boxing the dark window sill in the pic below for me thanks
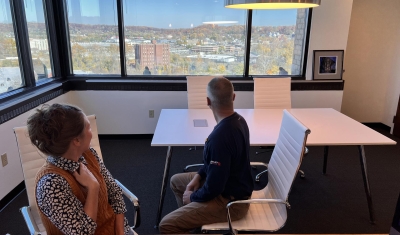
[0,78,344,125]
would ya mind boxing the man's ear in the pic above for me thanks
[233,93,236,101]
[207,97,211,106]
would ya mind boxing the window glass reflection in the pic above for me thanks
[123,0,246,76]
[24,0,53,81]
[66,0,120,74]
[0,0,23,94]
[249,9,308,76]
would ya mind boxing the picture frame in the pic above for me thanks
[312,50,344,80]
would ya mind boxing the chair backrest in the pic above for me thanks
[253,77,291,109]
[186,76,215,109]
[14,114,100,233]
[263,110,310,201]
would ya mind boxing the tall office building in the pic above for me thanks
[69,0,82,24]
[34,0,45,23]
[1,0,12,23]
[135,42,170,70]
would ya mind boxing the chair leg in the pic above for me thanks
[183,163,204,172]
[189,146,197,151]
[255,169,268,182]
[298,147,308,178]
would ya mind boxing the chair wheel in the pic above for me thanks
[183,168,188,172]
[300,174,305,178]
[255,152,260,155]
[251,166,257,169]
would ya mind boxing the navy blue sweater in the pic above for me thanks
[190,112,254,202]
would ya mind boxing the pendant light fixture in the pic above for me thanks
[225,0,321,9]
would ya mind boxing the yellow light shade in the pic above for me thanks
[225,0,321,9]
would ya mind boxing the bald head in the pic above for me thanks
[207,77,234,110]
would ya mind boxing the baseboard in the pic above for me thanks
[99,134,154,140]
[0,181,25,212]
[362,122,391,132]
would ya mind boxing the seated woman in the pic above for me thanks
[27,103,132,235]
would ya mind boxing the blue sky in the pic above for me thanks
[69,0,298,28]
[0,0,298,27]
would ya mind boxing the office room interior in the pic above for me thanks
[1,0,400,234]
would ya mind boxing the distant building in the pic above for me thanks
[135,42,170,70]
[30,39,48,51]
[0,67,22,93]
[191,45,218,53]
[187,54,235,63]
[225,45,236,53]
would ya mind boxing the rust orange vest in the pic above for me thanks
[35,149,116,235]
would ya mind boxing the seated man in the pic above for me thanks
[159,77,254,234]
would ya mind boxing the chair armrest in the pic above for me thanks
[115,179,141,229]
[225,199,288,235]
[227,198,287,208]
[20,206,42,235]
[249,162,268,167]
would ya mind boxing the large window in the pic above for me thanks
[66,0,120,74]
[24,0,53,81]
[250,9,308,76]
[0,0,23,95]
[63,0,310,77]
[123,0,247,76]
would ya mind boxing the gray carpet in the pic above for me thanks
[1,127,399,234]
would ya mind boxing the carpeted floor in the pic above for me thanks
[1,127,399,234]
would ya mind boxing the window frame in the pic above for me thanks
[0,0,313,105]
[63,0,313,80]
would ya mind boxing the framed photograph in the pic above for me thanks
[312,50,344,80]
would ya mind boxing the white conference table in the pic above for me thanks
[151,108,396,227]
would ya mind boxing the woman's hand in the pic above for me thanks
[72,162,99,190]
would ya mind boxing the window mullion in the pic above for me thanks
[116,0,126,77]
[43,0,61,78]
[9,0,35,87]
[244,9,252,78]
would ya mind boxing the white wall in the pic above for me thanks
[70,90,342,134]
[305,0,353,80]
[341,0,400,128]
[0,0,353,200]
[0,93,74,201]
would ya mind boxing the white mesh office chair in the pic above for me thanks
[253,77,306,181]
[254,77,291,109]
[184,76,214,171]
[14,115,140,235]
[202,110,310,234]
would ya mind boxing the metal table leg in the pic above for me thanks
[154,146,173,228]
[358,145,375,223]
[323,146,329,174]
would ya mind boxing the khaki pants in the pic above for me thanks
[159,172,249,234]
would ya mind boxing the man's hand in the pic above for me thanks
[183,190,193,205]
[186,174,202,191]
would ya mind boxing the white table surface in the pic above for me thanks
[289,108,396,146]
[151,108,396,147]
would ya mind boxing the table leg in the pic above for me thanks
[357,145,375,224]
[323,146,329,174]
[154,146,173,228]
